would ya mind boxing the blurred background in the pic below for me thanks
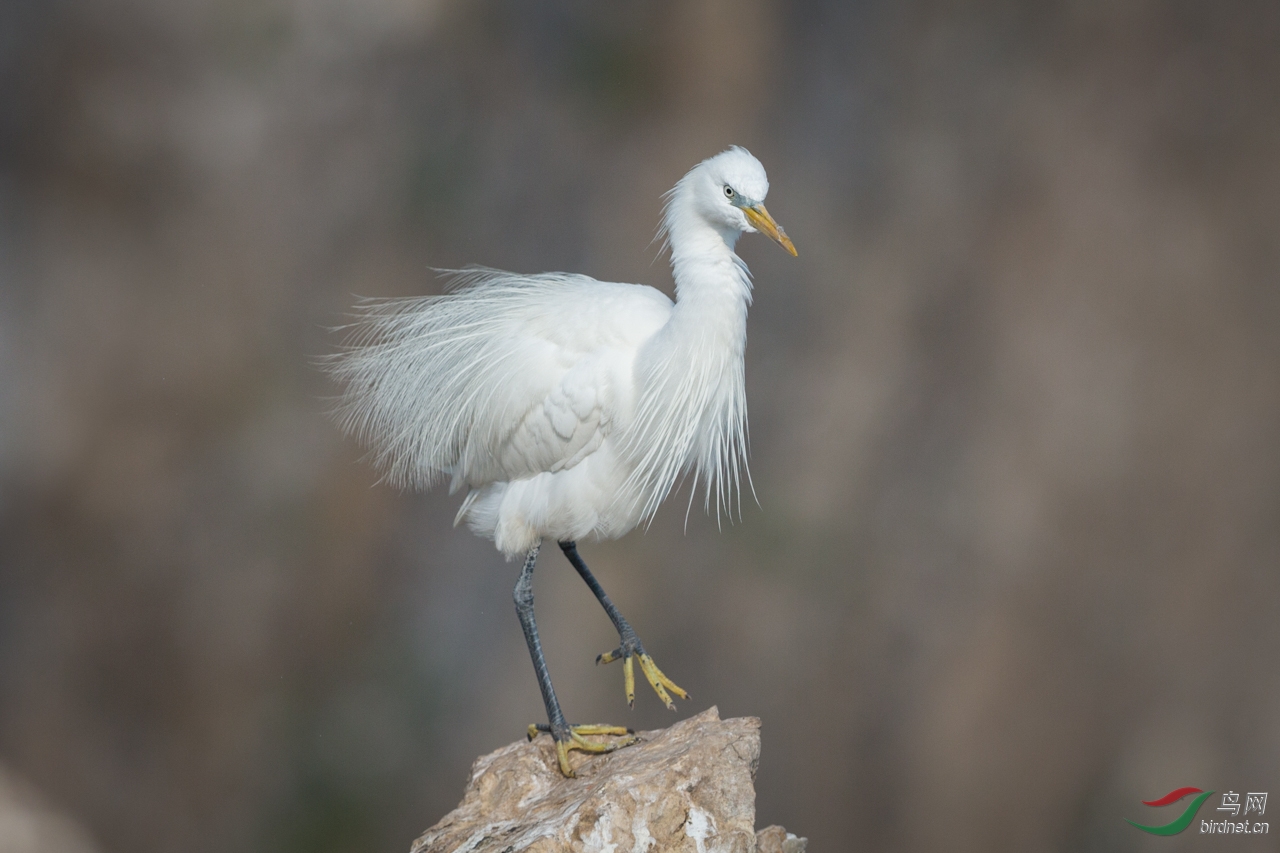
[1,0,1278,851]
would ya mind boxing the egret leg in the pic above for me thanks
[513,542,637,777]
[558,541,690,710]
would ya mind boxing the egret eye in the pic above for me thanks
[724,185,735,199]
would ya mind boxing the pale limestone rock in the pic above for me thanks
[754,825,807,853]
[0,764,101,853]
[413,706,801,853]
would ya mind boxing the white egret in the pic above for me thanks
[330,146,797,776]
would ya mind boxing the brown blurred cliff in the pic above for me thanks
[1,1,1278,852]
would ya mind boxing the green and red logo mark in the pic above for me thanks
[1127,788,1215,835]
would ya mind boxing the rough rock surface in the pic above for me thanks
[412,707,805,853]
[753,825,807,853]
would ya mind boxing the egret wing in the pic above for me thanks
[329,269,671,490]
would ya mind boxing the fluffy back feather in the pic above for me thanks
[326,269,596,491]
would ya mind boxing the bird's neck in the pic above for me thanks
[666,217,753,345]
[623,216,753,522]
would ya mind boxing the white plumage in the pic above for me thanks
[330,146,796,557]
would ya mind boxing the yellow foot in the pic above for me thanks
[597,645,690,711]
[527,723,639,777]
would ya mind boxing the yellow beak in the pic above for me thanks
[744,204,798,256]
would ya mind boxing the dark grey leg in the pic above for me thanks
[515,540,636,776]
[513,542,568,733]
[559,540,689,709]
[558,540,637,642]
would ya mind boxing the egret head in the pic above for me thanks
[681,146,797,256]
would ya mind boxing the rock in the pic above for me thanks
[412,706,803,853]
[754,825,807,853]
[0,764,101,853]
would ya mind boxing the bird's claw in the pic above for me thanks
[527,722,638,777]
[639,653,690,709]
[597,643,689,711]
